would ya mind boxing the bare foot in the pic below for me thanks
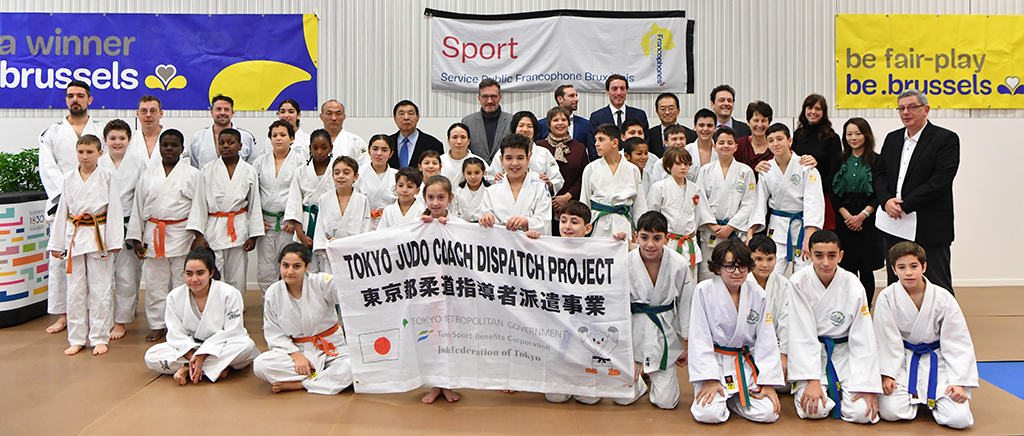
[272,381,305,393]
[64,345,84,355]
[502,390,516,394]
[47,315,67,334]
[93,344,108,355]
[441,388,460,403]
[173,366,189,385]
[110,323,127,340]
[146,329,167,342]
[422,387,443,404]
[219,368,229,381]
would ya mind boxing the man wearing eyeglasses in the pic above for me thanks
[463,78,513,161]
[647,92,697,158]
[130,95,173,168]
[873,89,960,295]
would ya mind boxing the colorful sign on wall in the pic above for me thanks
[836,14,1024,109]
[0,13,318,110]
[0,198,50,318]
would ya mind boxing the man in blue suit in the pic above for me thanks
[585,74,649,161]
[536,84,589,144]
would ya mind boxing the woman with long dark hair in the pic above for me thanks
[793,94,842,231]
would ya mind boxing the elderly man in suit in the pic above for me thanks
[873,89,960,295]
[462,78,512,161]
[388,100,444,169]
[536,84,589,144]
[586,74,649,161]
[647,92,697,158]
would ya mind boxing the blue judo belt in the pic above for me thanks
[819,336,849,419]
[590,201,633,235]
[904,340,941,409]
[770,208,804,262]
[630,302,675,370]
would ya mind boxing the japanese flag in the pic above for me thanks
[359,328,400,364]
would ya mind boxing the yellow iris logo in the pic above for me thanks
[641,24,676,57]
[144,64,188,91]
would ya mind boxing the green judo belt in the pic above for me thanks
[302,204,319,237]
[630,302,675,370]
[262,209,285,232]
[590,201,634,235]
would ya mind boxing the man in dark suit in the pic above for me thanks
[873,89,960,294]
[647,92,696,158]
[387,100,444,169]
[710,84,751,138]
[536,84,589,144]
[586,74,649,161]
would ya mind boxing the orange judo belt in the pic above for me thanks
[667,231,697,267]
[714,343,760,407]
[293,323,341,356]
[65,212,107,273]
[148,217,188,258]
[370,210,384,219]
[208,207,247,242]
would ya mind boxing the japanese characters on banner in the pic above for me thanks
[0,13,318,110]
[836,14,1024,109]
[426,9,695,93]
[327,222,634,397]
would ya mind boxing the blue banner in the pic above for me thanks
[0,13,318,110]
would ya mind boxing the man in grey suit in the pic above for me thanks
[462,78,512,161]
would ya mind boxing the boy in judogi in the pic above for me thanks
[788,230,881,423]
[255,121,304,293]
[874,242,977,429]
[477,134,552,235]
[377,167,425,230]
[748,234,794,391]
[581,124,648,238]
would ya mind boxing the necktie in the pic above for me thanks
[400,137,410,168]
[616,110,624,130]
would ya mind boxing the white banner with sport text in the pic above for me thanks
[327,221,633,396]
[427,9,694,93]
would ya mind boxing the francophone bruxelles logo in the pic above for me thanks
[144,64,187,91]
[641,24,676,87]
[997,76,1024,95]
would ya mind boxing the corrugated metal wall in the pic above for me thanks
[1,0,1020,121]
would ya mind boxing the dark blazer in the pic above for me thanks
[586,105,649,161]
[387,129,445,169]
[726,119,752,138]
[872,122,960,246]
[536,115,589,144]
[647,124,697,158]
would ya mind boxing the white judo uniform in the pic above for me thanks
[188,125,260,169]
[647,177,712,273]
[763,273,793,359]
[788,267,881,423]
[688,277,784,424]
[580,158,648,238]
[254,273,353,394]
[488,143,563,194]
[641,155,668,197]
[126,159,200,330]
[312,190,371,274]
[377,198,427,230]
[331,129,370,167]
[475,172,552,235]
[749,156,824,276]
[284,163,334,273]
[255,150,305,293]
[685,142,719,185]
[47,166,124,347]
[874,280,978,429]
[39,117,104,315]
[99,153,148,325]
[262,127,310,158]
[187,159,265,297]
[129,127,173,169]
[144,280,260,382]
[453,185,486,222]
[695,159,757,281]
[354,165,397,230]
[440,152,486,187]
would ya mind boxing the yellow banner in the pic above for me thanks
[836,14,1024,109]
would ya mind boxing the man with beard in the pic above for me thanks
[188,94,259,168]
[536,84,589,144]
[38,79,104,335]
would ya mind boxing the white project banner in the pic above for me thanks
[427,9,694,93]
[327,221,633,397]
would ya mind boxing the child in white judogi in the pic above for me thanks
[453,157,489,222]
[647,147,712,282]
[441,123,486,187]
[283,130,335,273]
[98,120,148,341]
[48,135,124,356]
[255,121,304,293]
[581,125,648,238]
[616,211,691,409]
[694,127,757,282]
[144,248,260,384]
[749,124,824,277]
[377,167,425,230]
[748,235,794,392]
[312,156,371,274]
[254,243,352,394]
[187,128,264,298]
[788,230,881,424]
[126,129,199,343]
[688,239,783,424]
[354,135,396,230]
[874,242,977,429]
[488,117,563,195]
[476,134,552,235]
[683,110,720,186]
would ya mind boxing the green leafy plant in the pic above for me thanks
[0,148,45,193]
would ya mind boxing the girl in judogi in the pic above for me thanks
[187,128,264,298]
[453,157,488,222]
[99,120,148,341]
[477,134,552,235]
[749,123,824,276]
[144,247,260,385]
[125,129,200,343]
[47,134,124,356]
[440,123,485,187]
[581,124,648,238]
[622,137,657,198]
[255,121,304,294]
[283,130,335,272]
[254,243,352,394]
[694,127,757,282]
[354,134,396,230]
[488,111,563,195]
[688,239,783,424]
[874,242,978,429]
[312,156,371,274]
[418,150,443,180]
[377,167,424,230]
